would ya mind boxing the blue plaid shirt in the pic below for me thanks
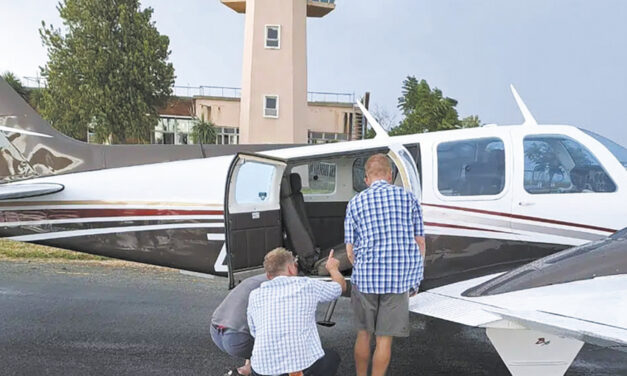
[247,276,342,375]
[345,180,424,294]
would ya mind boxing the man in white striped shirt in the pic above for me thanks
[247,247,346,376]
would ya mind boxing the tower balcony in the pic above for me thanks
[221,0,335,17]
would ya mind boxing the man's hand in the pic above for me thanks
[325,250,346,293]
[325,249,340,273]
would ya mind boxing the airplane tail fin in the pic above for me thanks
[0,77,97,183]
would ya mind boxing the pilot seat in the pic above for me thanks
[280,173,351,276]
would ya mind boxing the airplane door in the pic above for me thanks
[225,153,287,287]
[389,144,422,198]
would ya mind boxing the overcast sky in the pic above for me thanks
[1,0,626,146]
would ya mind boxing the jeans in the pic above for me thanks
[251,348,340,376]
[210,325,255,359]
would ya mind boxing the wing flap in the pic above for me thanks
[409,291,502,327]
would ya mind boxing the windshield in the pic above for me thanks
[580,128,627,169]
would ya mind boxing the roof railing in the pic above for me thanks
[173,86,355,104]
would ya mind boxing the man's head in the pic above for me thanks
[263,247,298,279]
[364,153,393,186]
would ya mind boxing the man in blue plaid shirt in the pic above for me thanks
[247,247,347,376]
[345,153,425,376]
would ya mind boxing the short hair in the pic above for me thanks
[263,247,295,277]
[365,153,392,179]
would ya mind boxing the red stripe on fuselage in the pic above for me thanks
[0,208,224,222]
[422,203,615,233]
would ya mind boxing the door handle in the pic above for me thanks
[518,201,535,207]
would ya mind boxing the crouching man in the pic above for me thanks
[211,273,268,376]
[247,248,347,376]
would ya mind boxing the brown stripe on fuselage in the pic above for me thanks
[425,221,513,234]
[0,208,224,223]
[423,203,615,233]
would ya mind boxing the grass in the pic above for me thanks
[0,239,109,261]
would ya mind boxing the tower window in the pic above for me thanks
[264,95,279,118]
[265,25,280,49]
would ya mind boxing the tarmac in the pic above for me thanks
[0,260,625,376]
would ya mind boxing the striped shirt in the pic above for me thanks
[247,276,342,375]
[344,180,424,294]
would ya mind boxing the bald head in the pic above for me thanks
[365,154,393,186]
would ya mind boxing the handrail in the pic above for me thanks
[173,86,355,103]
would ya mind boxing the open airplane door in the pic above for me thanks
[389,144,422,198]
[224,153,287,288]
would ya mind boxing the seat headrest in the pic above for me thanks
[290,173,302,193]
[280,175,292,198]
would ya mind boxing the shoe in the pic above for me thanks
[223,368,243,376]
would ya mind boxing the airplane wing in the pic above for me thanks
[0,183,64,200]
[410,229,627,376]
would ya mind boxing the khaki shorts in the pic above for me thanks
[350,285,409,337]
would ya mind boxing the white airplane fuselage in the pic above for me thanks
[1,123,625,288]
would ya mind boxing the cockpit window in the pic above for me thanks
[437,138,505,196]
[524,135,616,194]
[580,128,627,169]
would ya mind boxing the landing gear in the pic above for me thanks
[317,299,338,327]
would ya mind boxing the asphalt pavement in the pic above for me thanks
[0,260,625,376]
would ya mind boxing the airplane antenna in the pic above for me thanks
[510,85,538,127]
[355,100,389,139]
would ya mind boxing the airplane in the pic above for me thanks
[1,76,626,374]
[1,76,626,287]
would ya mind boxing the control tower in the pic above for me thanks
[221,0,336,144]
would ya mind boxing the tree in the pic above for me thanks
[191,116,216,144]
[389,76,481,136]
[365,104,397,139]
[460,115,481,128]
[39,0,175,143]
[1,72,28,100]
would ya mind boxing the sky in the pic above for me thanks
[1,0,626,146]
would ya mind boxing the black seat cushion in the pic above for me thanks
[280,173,319,272]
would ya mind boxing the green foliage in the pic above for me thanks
[191,116,216,144]
[389,76,481,136]
[39,0,175,143]
[460,115,481,128]
[1,72,28,100]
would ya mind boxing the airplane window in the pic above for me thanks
[437,138,505,196]
[524,135,616,194]
[292,161,336,195]
[580,128,627,169]
[235,161,276,204]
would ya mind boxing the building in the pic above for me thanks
[156,86,365,145]
[154,96,196,144]
[155,0,364,145]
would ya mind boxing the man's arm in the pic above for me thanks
[415,236,426,259]
[346,243,354,265]
[246,297,256,338]
[325,249,347,293]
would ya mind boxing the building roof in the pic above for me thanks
[158,97,194,117]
